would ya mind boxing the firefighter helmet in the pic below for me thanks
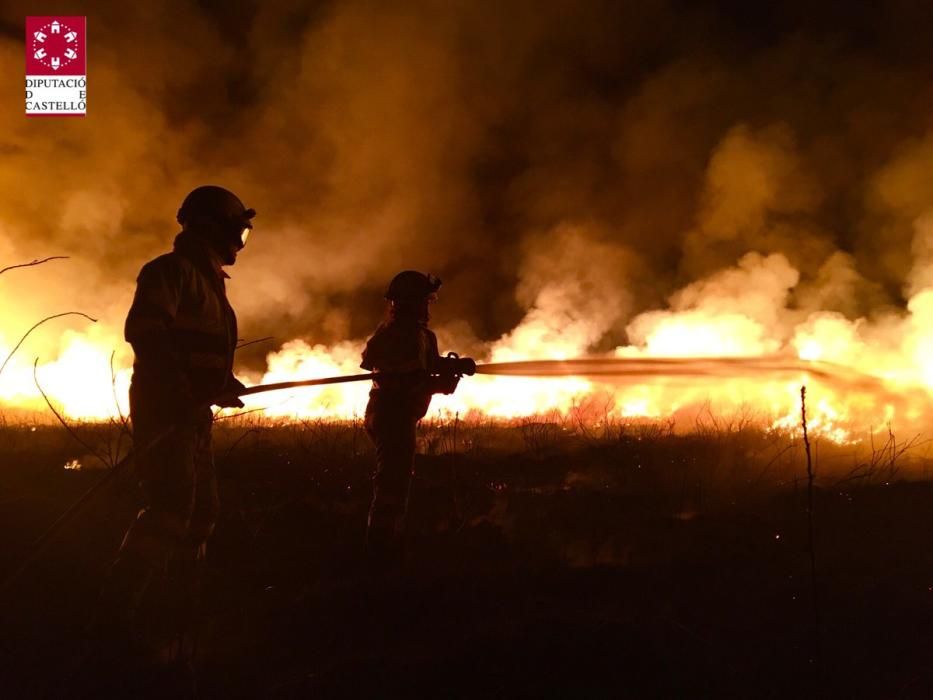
[385,271,442,301]
[177,185,256,248]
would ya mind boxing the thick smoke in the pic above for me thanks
[1,0,933,385]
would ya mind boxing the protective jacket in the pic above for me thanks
[125,231,239,407]
[361,318,441,420]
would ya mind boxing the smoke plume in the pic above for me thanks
[2,1,933,424]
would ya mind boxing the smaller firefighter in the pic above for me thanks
[360,271,476,564]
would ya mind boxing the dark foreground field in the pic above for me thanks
[0,416,931,698]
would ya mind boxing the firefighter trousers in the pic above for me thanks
[364,403,418,558]
[95,393,218,648]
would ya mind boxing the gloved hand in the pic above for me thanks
[215,377,246,409]
[457,357,477,376]
[431,374,461,395]
[215,394,245,409]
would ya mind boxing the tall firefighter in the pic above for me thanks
[360,271,476,566]
[94,185,254,666]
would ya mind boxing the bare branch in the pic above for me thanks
[236,336,274,351]
[800,386,821,668]
[0,256,69,276]
[109,349,132,464]
[0,311,98,380]
[109,350,130,432]
[33,358,110,469]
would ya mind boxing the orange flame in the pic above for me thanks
[2,252,932,444]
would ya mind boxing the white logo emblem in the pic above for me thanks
[30,19,79,71]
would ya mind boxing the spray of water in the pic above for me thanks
[476,356,879,388]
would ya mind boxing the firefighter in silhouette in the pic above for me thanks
[95,185,254,660]
[360,271,476,564]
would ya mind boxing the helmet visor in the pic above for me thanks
[226,216,253,249]
[233,207,256,249]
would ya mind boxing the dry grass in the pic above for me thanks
[1,409,932,696]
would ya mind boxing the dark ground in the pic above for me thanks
[0,419,931,698]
